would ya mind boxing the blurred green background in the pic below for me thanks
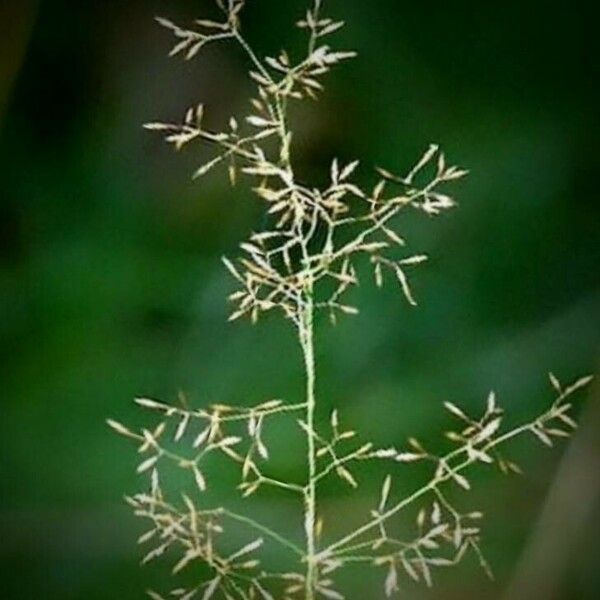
[1,0,598,598]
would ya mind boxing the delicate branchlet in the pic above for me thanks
[111,2,593,599]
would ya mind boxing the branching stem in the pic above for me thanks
[317,422,536,560]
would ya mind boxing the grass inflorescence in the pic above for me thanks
[109,2,593,598]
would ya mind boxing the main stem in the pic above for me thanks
[299,294,317,600]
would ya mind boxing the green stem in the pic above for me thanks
[221,509,305,557]
[299,295,317,600]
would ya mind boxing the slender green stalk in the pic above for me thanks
[221,509,305,557]
[299,295,318,599]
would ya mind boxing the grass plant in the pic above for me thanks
[109,2,592,598]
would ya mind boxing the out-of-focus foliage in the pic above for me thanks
[0,0,598,599]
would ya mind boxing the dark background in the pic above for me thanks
[1,0,598,598]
